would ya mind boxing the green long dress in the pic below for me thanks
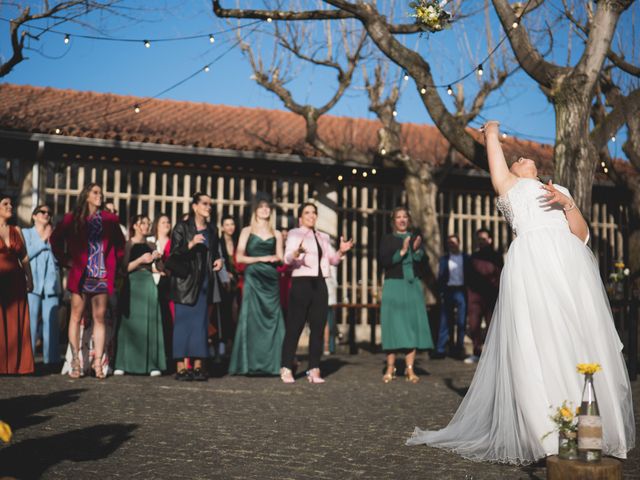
[115,242,166,374]
[229,234,285,375]
[380,232,434,351]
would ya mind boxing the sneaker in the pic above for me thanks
[464,355,480,364]
[149,370,162,377]
[113,369,125,376]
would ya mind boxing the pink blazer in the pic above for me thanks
[51,211,126,294]
[284,227,343,278]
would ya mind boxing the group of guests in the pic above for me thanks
[0,186,354,384]
[377,207,504,383]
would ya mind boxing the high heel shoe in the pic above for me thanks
[383,366,397,383]
[280,367,295,384]
[405,365,419,384]
[92,359,106,380]
[69,351,81,379]
[306,368,325,384]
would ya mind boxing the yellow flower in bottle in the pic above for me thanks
[560,407,573,421]
[0,421,12,443]
[576,363,602,375]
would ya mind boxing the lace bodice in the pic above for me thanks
[496,178,571,237]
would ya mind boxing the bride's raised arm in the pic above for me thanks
[482,121,518,196]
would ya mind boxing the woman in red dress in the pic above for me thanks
[51,183,125,379]
[0,192,34,374]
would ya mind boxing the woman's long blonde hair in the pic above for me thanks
[250,199,275,236]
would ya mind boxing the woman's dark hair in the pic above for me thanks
[390,206,412,230]
[152,213,172,239]
[73,183,101,233]
[297,202,317,218]
[220,214,235,225]
[128,214,148,238]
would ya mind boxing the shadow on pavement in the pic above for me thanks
[0,389,86,431]
[0,423,138,480]
[443,377,469,398]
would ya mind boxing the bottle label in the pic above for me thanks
[578,415,602,450]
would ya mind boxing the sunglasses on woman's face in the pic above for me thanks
[37,210,51,216]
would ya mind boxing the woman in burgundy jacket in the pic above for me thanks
[51,183,125,379]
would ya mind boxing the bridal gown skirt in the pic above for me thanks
[407,225,635,464]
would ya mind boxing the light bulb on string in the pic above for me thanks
[603,167,609,173]
[403,71,409,81]
[337,175,343,181]
[204,65,210,72]
[144,40,151,48]
[133,104,141,113]
[64,34,70,45]
[501,133,507,139]
[392,110,398,117]
[611,136,616,142]
[512,20,519,29]
[362,171,368,178]
[380,148,387,156]
[352,168,357,174]
[372,169,377,175]
[447,85,453,96]
[420,86,427,94]
[55,128,61,134]
[209,34,215,44]
[477,64,484,76]
[266,17,273,23]
[601,161,606,167]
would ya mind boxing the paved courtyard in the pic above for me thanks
[1,351,639,479]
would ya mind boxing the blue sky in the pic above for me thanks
[0,1,634,157]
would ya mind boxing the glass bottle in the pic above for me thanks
[577,374,602,462]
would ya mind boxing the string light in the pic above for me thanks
[144,40,151,48]
[512,20,519,29]
[372,169,377,175]
[403,71,409,81]
[392,110,398,117]
[420,86,427,94]
[601,161,606,167]
[362,171,368,177]
[611,136,616,142]
[337,175,343,181]
[63,34,70,45]
[352,168,357,174]
[203,65,210,72]
[447,85,453,95]
[603,167,609,173]
[266,17,273,23]
[133,104,141,113]
[55,128,61,134]
[380,148,387,155]
[501,133,507,139]
[209,34,215,44]
[477,64,484,76]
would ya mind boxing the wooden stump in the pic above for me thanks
[547,455,622,480]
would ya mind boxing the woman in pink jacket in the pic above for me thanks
[51,183,125,379]
[279,203,353,384]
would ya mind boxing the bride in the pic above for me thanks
[407,120,635,464]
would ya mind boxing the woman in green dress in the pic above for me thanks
[228,200,285,375]
[379,207,433,383]
[114,215,166,376]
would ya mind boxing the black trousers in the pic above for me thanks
[281,276,328,370]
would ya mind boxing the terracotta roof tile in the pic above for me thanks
[0,83,558,171]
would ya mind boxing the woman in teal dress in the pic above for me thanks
[114,215,166,376]
[379,207,433,384]
[229,200,285,375]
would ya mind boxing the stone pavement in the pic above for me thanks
[1,352,638,480]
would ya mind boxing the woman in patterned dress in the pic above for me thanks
[51,183,125,379]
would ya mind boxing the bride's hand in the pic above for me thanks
[480,121,500,136]
[540,180,572,209]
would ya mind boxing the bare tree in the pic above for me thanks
[1,1,126,78]
[224,2,514,298]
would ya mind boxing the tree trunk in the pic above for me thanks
[403,163,441,304]
[553,92,597,216]
[628,191,640,294]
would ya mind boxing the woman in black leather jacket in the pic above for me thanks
[169,192,222,381]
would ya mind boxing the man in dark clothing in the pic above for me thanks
[464,228,503,364]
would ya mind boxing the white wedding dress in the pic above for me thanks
[407,178,635,464]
